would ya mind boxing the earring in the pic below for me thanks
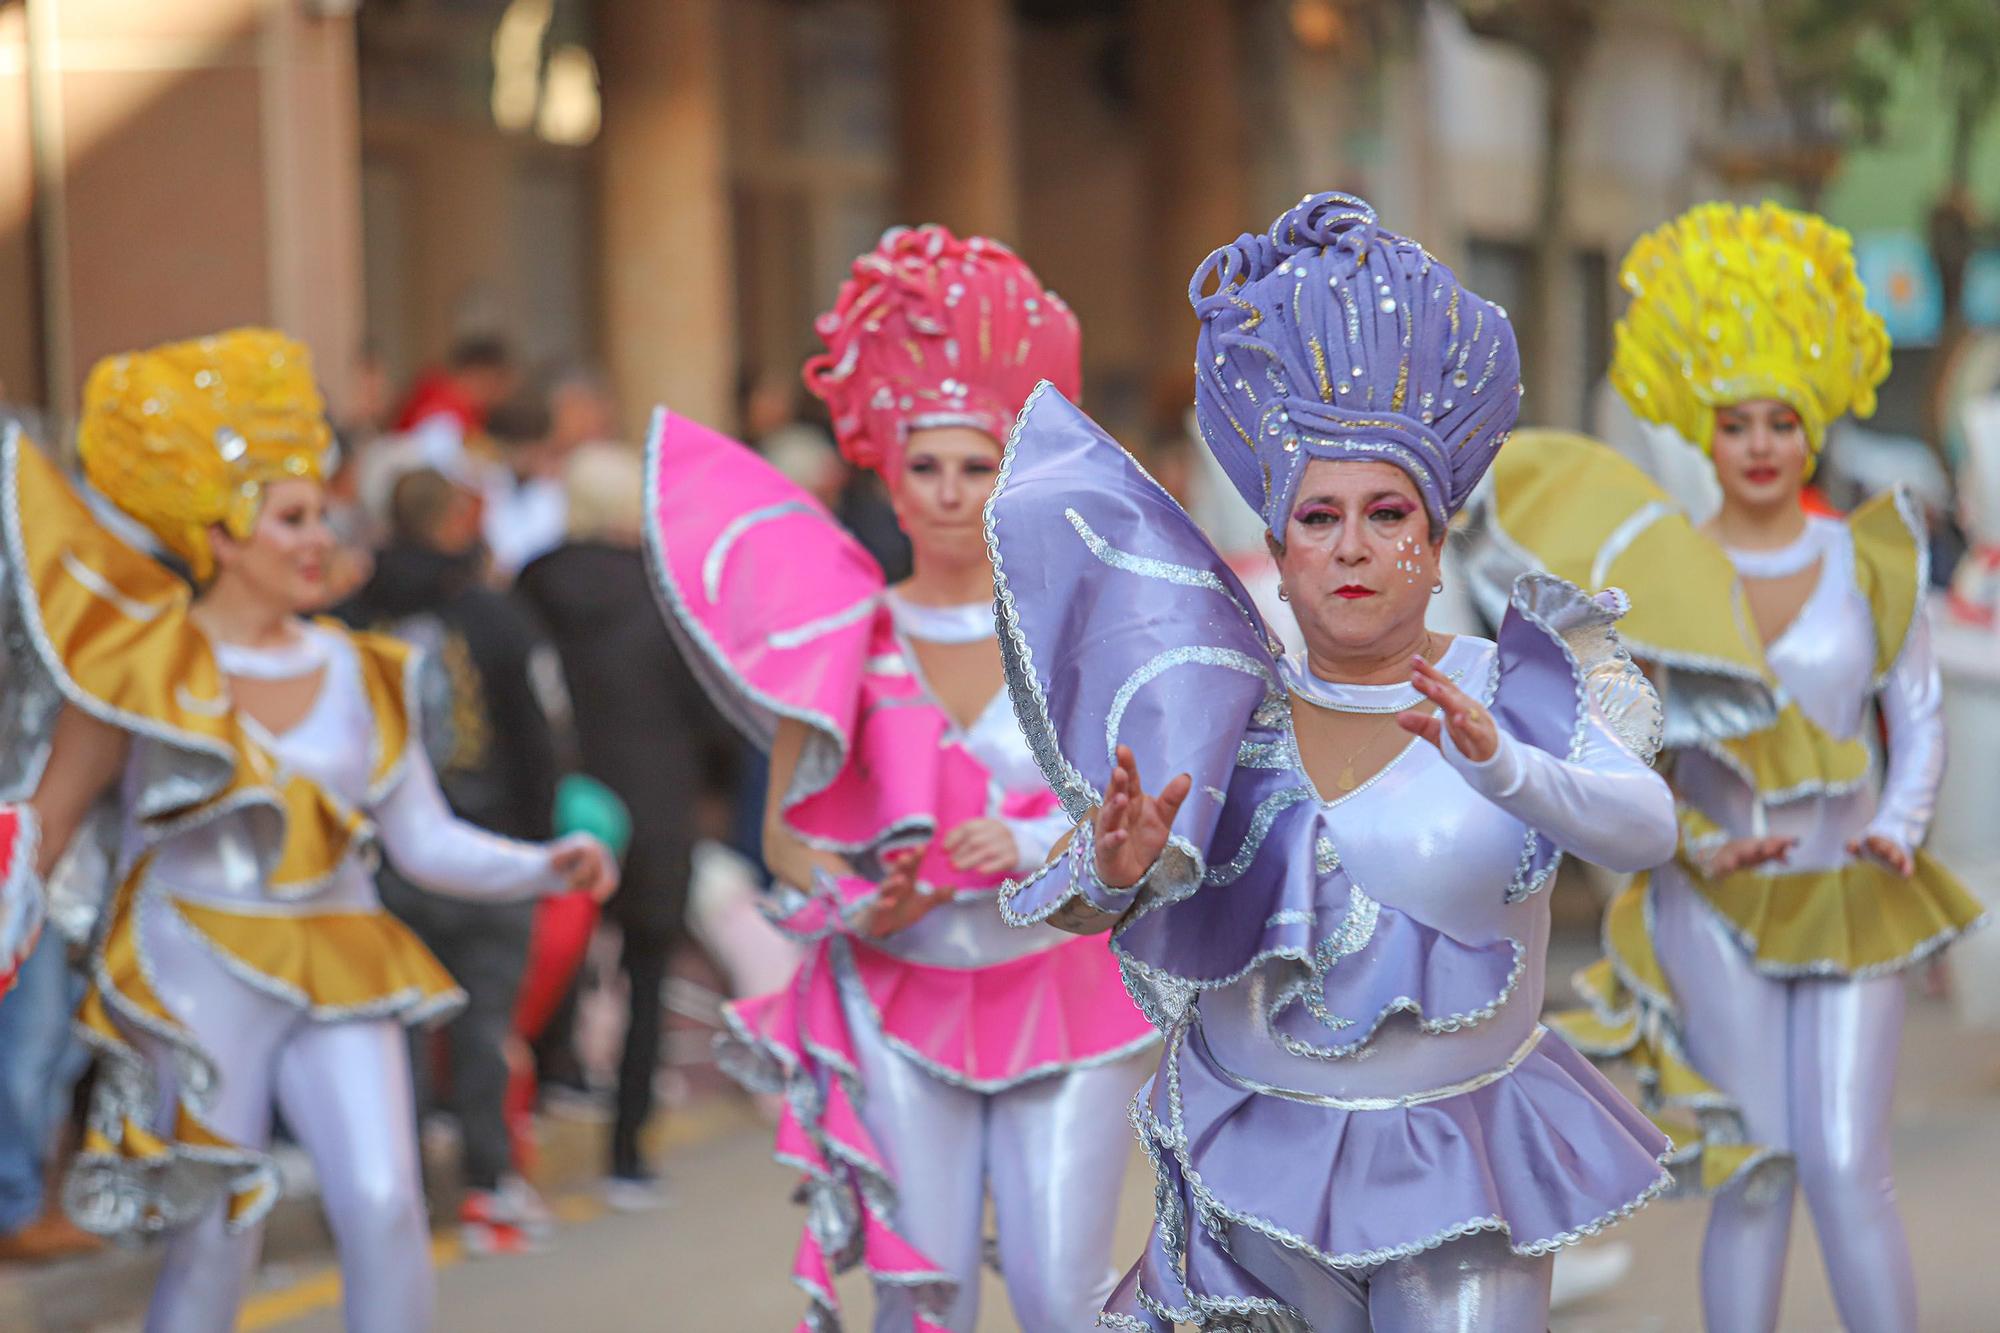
[1277,584,1291,602]
[1431,577,1444,594]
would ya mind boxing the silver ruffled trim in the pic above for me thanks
[1134,1020,1673,1286]
[985,381,1100,823]
[712,950,959,1329]
[831,937,1159,1094]
[65,881,280,1237]
[160,894,466,1026]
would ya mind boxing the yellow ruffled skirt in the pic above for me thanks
[67,862,463,1235]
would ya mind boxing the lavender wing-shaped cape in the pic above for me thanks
[990,383,1659,1030]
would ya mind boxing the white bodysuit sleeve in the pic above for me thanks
[1865,613,1946,855]
[373,741,570,901]
[1441,706,1677,874]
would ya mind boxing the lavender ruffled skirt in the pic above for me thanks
[1106,1021,1671,1331]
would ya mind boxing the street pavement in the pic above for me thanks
[10,988,2000,1331]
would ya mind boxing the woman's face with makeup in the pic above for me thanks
[891,425,1003,572]
[1710,398,1810,513]
[1271,459,1439,659]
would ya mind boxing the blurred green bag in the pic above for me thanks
[553,773,632,859]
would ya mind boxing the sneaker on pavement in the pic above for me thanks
[459,1190,541,1258]
[498,1174,556,1242]
[601,1170,668,1213]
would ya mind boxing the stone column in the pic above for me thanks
[24,0,365,419]
[595,0,737,435]
[1135,0,1250,406]
[889,0,1019,242]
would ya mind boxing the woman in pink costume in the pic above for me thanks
[644,226,1156,1332]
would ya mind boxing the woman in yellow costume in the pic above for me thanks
[1475,203,1984,1332]
[0,330,615,1333]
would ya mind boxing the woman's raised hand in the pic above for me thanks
[1398,655,1498,763]
[551,836,620,904]
[1093,745,1192,890]
[1700,835,1798,878]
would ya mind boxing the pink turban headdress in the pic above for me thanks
[803,225,1082,475]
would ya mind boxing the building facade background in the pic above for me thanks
[1,0,1992,451]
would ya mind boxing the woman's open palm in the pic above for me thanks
[1093,745,1192,889]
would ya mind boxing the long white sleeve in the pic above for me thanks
[372,741,568,901]
[1865,614,1946,854]
[1441,707,1677,873]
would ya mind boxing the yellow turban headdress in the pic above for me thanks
[78,329,333,582]
[1610,201,1890,465]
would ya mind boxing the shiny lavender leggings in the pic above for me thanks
[842,982,1149,1332]
[1654,870,1917,1333]
[137,903,436,1333]
[1229,1226,1553,1332]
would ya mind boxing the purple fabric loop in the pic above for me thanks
[1189,192,1521,535]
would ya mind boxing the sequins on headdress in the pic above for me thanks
[1610,201,1889,462]
[803,225,1081,476]
[78,329,332,582]
[1189,192,1521,537]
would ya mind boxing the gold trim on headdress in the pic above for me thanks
[1610,202,1890,463]
[78,328,332,582]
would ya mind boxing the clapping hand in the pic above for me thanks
[1093,745,1192,889]
[864,845,942,937]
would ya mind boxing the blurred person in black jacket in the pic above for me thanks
[339,467,560,1254]
[516,442,730,1208]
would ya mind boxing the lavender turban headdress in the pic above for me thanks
[1190,192,1522,537]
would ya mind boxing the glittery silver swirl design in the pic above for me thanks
[764,593,882,651]
[1252,692,1291,732]
[1062,507,1259,625]
[1236,736,1291,769]
[1105,645,1279,772]
[701,500,815,602]
[1202,785,1314,887]
[1314,836,1340,874]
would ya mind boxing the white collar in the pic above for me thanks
[1281,636,1473,714]
[1724,518,1827,579]
[884,589,993,645]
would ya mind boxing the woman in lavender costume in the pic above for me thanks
[989,194,1678,1330]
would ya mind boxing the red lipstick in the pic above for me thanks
[1334,585,1376,599]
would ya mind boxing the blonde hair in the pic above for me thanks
[564,441,643,545]
[1611,202,1890,464]
[78,328,331,581]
